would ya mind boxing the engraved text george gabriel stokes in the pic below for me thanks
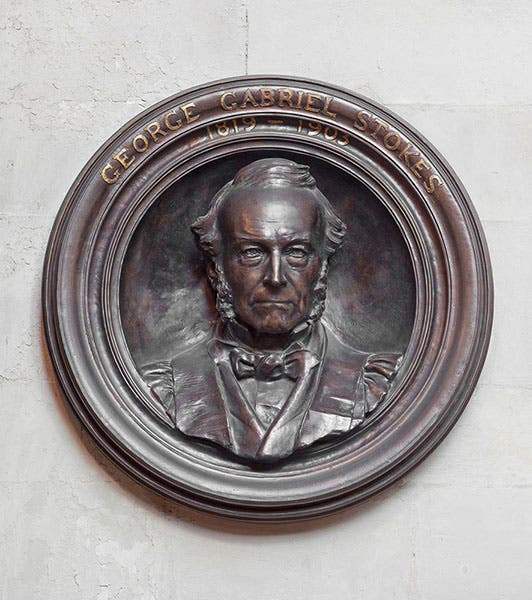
[101,86,444,196]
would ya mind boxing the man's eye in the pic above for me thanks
[286,247,307,258]
[241,248,263,259]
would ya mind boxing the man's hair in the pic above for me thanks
[191,158,347,258]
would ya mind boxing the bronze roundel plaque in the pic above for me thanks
[43,76,493,521]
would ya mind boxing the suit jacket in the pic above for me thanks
[141,322,401,461]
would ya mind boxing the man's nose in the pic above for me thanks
[264,250,287,287]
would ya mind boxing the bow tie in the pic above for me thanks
[230,347,319,381]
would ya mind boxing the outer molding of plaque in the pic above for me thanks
[43,76,493,521]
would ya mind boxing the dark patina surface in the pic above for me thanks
[43,76,493,520]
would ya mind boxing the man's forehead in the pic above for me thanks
[219,187,321,237]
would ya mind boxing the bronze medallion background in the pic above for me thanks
[43,76,493,520]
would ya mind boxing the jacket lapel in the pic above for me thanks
[208,339,266,459]
[256,325,326,460]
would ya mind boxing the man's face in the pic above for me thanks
[218,187,324,335]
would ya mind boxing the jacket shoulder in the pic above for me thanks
[140,359,175,418]
[310,325,402,422]
[317,325,370,405]
[169,338,214,381]
[357,350,402,412]
[140,337,215,420]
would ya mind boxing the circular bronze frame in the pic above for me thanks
[43,76,493,521]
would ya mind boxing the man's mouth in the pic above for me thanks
[253,300,295,307]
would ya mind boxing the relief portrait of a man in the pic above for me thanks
[141,158,402,462]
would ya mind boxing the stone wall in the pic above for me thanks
[2,2,530,598]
